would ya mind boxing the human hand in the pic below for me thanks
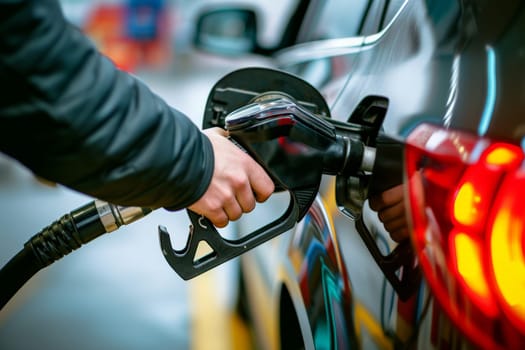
[188,128,275,228]
[368,184,409,242]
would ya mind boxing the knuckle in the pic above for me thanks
[208,200,223,214]
[232,173,248,189]
[224,192,236,206]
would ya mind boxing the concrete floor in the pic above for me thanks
[0,52,266,350]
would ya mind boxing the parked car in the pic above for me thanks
[192,0,525,349]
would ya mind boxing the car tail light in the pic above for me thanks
[405,123,525,349]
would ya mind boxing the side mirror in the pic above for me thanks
[194,8,259,55]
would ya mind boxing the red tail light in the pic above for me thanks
[405,123,525,349]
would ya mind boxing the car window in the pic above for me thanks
[358,0,387,35]
[314,0,369,39]
[382,0,406,26]
[279,0,406,94]
[360,0,406,35]
[302,0,406,41]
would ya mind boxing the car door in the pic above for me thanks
[242,0,412,348]
[275,0,412,344]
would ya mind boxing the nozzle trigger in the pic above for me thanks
[159,201,300,280]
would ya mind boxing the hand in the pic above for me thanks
[368,184,409,242]
[188,128,275,228]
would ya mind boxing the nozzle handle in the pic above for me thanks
[354,215,421,301]
[159,67,328,280]
[159,196,302,280]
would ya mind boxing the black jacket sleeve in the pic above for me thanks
[0,0,214,210]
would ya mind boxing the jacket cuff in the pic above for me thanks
[165,129,215,211]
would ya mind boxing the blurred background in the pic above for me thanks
[0,0,294,349]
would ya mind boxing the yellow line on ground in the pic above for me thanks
[189,271,230,350]
[189,270,253,350]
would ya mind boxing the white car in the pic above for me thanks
[184,1,525,349]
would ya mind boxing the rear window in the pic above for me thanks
[305,0,406,40]
[316,0,369,39]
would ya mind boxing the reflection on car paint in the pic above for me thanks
[478,46,496,136]
[292,201,358,349]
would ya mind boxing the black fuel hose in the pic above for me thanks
[0,201,151,310]
[0,248,40,310]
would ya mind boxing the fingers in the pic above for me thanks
[376,199,404,223]
[224,155,274,218]
[189,188,244,228]
[188,197,228,228]
[369,184,410,242]
[235,175,257,213]
[198,179,260,228]
[369,184,404,211]
[376,202,410,242]
[380,209,407,234]
[247,163,274,203]
[188,128,275,228]
[389,227,410,243]
[221,151,270,215]
[223,183,245,222]
[209,210,229,228]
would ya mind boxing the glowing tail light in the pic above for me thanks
[489,171,525,333]
[405,123,525,350]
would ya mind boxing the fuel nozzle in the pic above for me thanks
[225,93,376,192]
[160,67,417,299]
[159,67,388,281]
[227,93,419,301]
[159,68,363,281]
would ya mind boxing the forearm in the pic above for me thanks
[0,0,213,209]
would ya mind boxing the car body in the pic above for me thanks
[194,1,525,349]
